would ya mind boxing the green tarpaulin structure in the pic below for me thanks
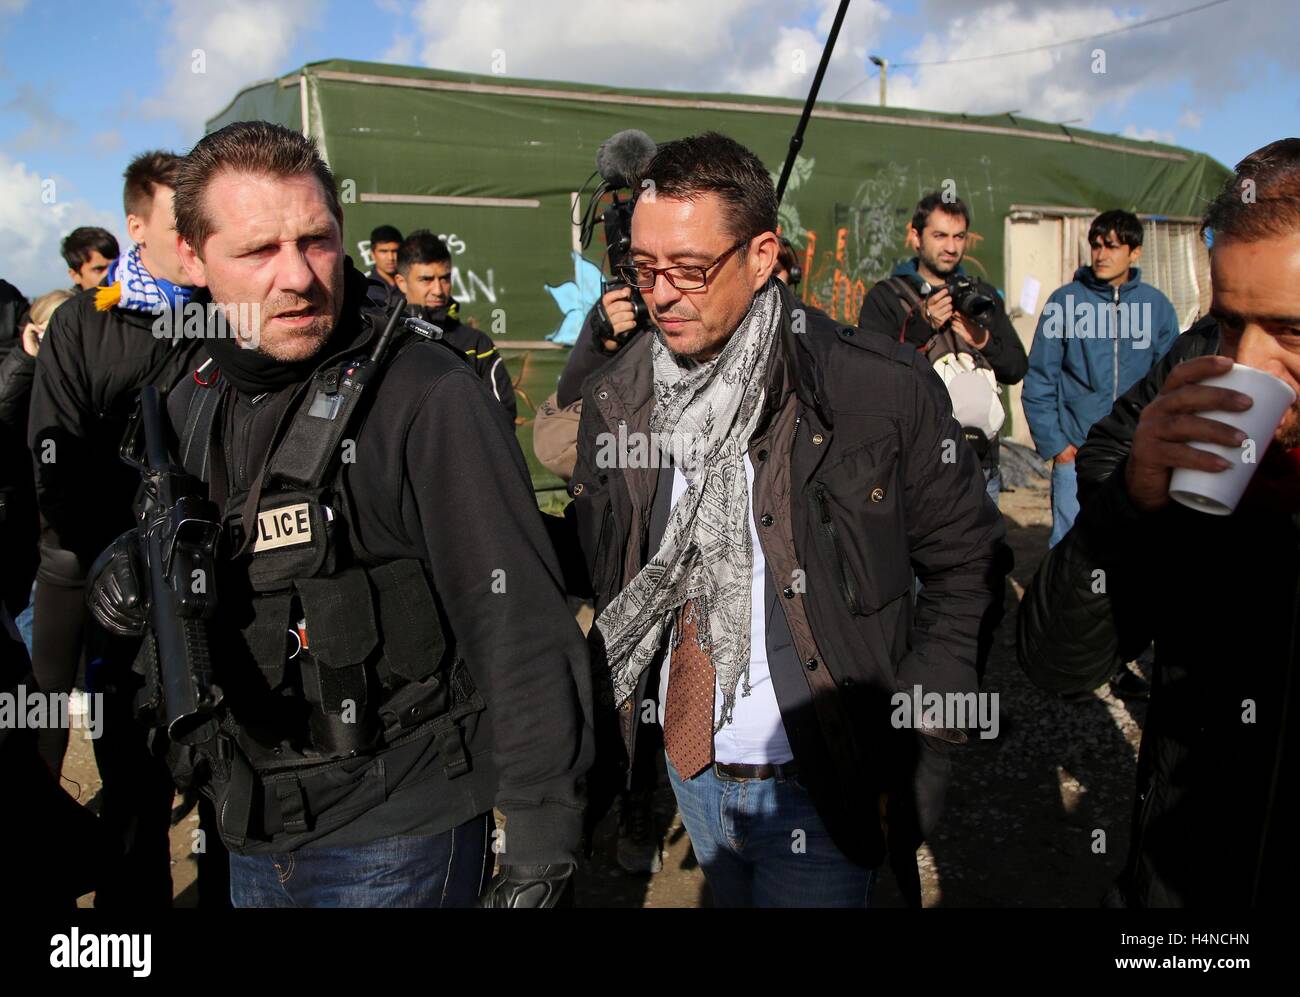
[208,58,1231,489]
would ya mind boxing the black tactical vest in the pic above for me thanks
[175,336,484,849]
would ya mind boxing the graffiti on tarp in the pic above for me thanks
[770,154,815,246]
[544,252,604,345]
[789,161,994,323]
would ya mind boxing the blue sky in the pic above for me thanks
[2,0,1295,294]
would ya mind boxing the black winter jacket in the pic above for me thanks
[0,344,38,613]
[27,290,201,568]
[166,265,593,862]
[1017,317,1299,906]
[405,302,517,424]
[857,262,1028,469]
[570,281,1006,872]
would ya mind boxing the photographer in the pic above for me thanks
[857,193,1027,502]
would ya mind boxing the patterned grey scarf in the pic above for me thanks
[595,280,782,728]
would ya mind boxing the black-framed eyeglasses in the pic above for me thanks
[613,238,750,291]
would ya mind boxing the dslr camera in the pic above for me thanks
[926,274,996,325]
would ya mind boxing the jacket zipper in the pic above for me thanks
[814,483,861,615]
[1111,285,1120,403]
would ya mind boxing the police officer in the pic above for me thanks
[89,121,593,908]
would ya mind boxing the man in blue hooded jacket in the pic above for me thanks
[1023,209,1181,548]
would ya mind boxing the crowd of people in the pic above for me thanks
[1,117,1295,909]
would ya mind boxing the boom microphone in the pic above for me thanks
[596,129,656,189]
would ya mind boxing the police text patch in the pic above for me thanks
[254,503,313,552]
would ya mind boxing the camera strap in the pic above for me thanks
[884,276,927,343]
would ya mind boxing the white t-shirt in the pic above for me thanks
[657,454,795,765]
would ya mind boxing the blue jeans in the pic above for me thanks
[228,813,494,908]
[1049,459,1080,548]
[667,758,875,907]
[983,465,1001,505]
[16,585,34,655]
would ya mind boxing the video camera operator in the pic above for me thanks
[857,193,1027,502]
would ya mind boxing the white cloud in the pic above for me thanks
[1178,107,1202,131]
[382,34,416,66]
[142,0,325,137]
[0,152,123,295]
[883,3,1141,123]
[1123,124,1175,144]
[881,0,1298,124]
[385,0,1297,145]
[403,0,890,103]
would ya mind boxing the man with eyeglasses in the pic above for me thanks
[567,132,1004,907]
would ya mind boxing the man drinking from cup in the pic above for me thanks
[1016,137,1300,907]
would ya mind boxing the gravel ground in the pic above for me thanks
[62,476,1145,907]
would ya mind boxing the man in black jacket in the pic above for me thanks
[1017,138,1300,906]
[27,150,197,907]
[0,279,26,349]
[569,132,1004,906]
[0,278,32,618]
[857,193,1028,502]
[394,229,517,424]
[93,120,592,907]
[61,227,120,291]
[365,224,402,291]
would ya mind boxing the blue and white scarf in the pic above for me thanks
[97,244,192,314]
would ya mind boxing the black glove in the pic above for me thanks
[480,863,574,908]
[86,530,148,637]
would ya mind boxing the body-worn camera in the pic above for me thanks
[930,275,996,324]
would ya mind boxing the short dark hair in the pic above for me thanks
[776,237,798,274]
[397,229,451,275]
[370,224,403,247]
[1202,137,1300,245]
[633,131,778,247]
[123,150,183,220]
[61,226,120,270]
[911,193,971,235]
[173,121,343,256]
[1088,209,1144,249]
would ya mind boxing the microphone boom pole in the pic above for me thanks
[774,0,851,205]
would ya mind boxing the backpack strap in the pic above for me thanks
[179,358,223,482]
